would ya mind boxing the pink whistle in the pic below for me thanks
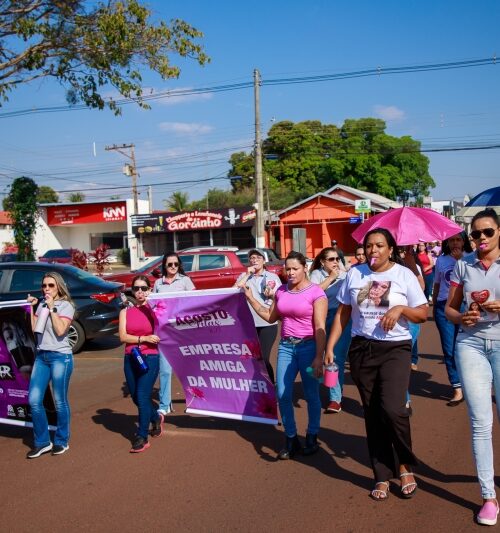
[479,244,487,250]
[370,258,376,266]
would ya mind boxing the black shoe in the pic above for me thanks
[302,433,319,456]
[130,436,150,453]
[27,443,53,459]
[52,444,69,455]
[277,435,302,460]
[150,413,165,438]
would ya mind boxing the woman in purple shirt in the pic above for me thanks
[245,251,327,460]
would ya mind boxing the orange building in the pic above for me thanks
[268,185,400,259]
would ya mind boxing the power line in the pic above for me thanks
[0,56,496,119]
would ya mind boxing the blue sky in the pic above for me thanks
[0,0,499,210]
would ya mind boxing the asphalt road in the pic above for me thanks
[2,316,499,532]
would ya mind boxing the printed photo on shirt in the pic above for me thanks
[465,289,498,322]
[357,280,392,308]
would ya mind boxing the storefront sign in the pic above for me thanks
[355,199,371,213]
[132,207,256,234]
[46,201,127,226]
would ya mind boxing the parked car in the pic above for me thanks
[0,262,123,353]
[0,253,19,262]
[235,248,285,281]
[103,248,249,292]
[39,249,73,264]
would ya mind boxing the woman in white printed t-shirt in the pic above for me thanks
[325,228,428,502]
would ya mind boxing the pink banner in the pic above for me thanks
[149,289,278,424]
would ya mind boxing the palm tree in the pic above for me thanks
[164,191,189,212]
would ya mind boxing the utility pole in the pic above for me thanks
[105,143,138,214]
[254,68,265,248]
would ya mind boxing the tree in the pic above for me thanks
[37,185,59,204]
[164,191,189,212]
[227,119,435,205]
[68,192,85,202]
[0,1,209,114]
[4,177,39,261]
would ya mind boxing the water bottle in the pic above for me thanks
[323,363,339,388]
[306,366,324,383]
[120,292,133,308]
[131,346,149,374]
[34,300,50,334]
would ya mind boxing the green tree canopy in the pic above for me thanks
[4,177,39,261]
[0,0,209,114]
[68,192,85,202]
[228,118,435,205]
[37,185,59,204]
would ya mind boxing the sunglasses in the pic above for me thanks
[132,286,150,292]
[326,257,340,262]
[470,228,496,239]
[42,283,56,288]
[167,262,179,267]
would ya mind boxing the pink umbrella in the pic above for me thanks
[351,207,464,245]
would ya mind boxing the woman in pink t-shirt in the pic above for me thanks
[245,251,327,460]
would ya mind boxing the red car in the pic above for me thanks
[38,248,74,264]
[103,249,249,292]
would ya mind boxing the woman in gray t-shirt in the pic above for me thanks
[26,272,75,459]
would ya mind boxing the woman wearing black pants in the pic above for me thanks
[235,249,282,383]
[325,228,427,500]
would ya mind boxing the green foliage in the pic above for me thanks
[164,191,189,211]
[5,177,39,261]
[117,248,130,266]
[0,1,209,114]
[37,185,59,204]
[68,192,85,202]
[228,119,435,205]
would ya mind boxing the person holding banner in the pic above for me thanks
[153,252,195,417]
[26,272,75,459]
[120,275,163,453]
[245,251,327,460]
[235,249,281,384]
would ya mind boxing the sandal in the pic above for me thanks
[400,472,418,499]
[370,481,390,501]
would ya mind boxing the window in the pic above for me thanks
[10,270,45,293]
[180,255,194,272]
[198,254,226,271]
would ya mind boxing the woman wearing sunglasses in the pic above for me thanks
[310,247,351,414]
[446,208,500,526]
[119,275,163,453]
[26,272,75,459]
[153,252,195,417]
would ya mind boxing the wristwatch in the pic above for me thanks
[49,307,57,313]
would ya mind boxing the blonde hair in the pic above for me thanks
[43,272,74,306]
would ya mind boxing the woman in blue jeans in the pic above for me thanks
[310,247,351,413]
[433,232,472,405]
[245,251,327,460]
[120,275,163,453]
[26,272,75,459]
[446,208,500,526]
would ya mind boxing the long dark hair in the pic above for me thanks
[161,251,186,276]
[441,231,473,255]
[131,274,151,288]
[310,247,335,272]
[286,250,307,267]
[363,228,404,266]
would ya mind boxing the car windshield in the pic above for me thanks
[133,258,162,273]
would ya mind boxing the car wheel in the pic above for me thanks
[68,321,85,353]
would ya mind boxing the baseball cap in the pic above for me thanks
[248,249,265,259]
